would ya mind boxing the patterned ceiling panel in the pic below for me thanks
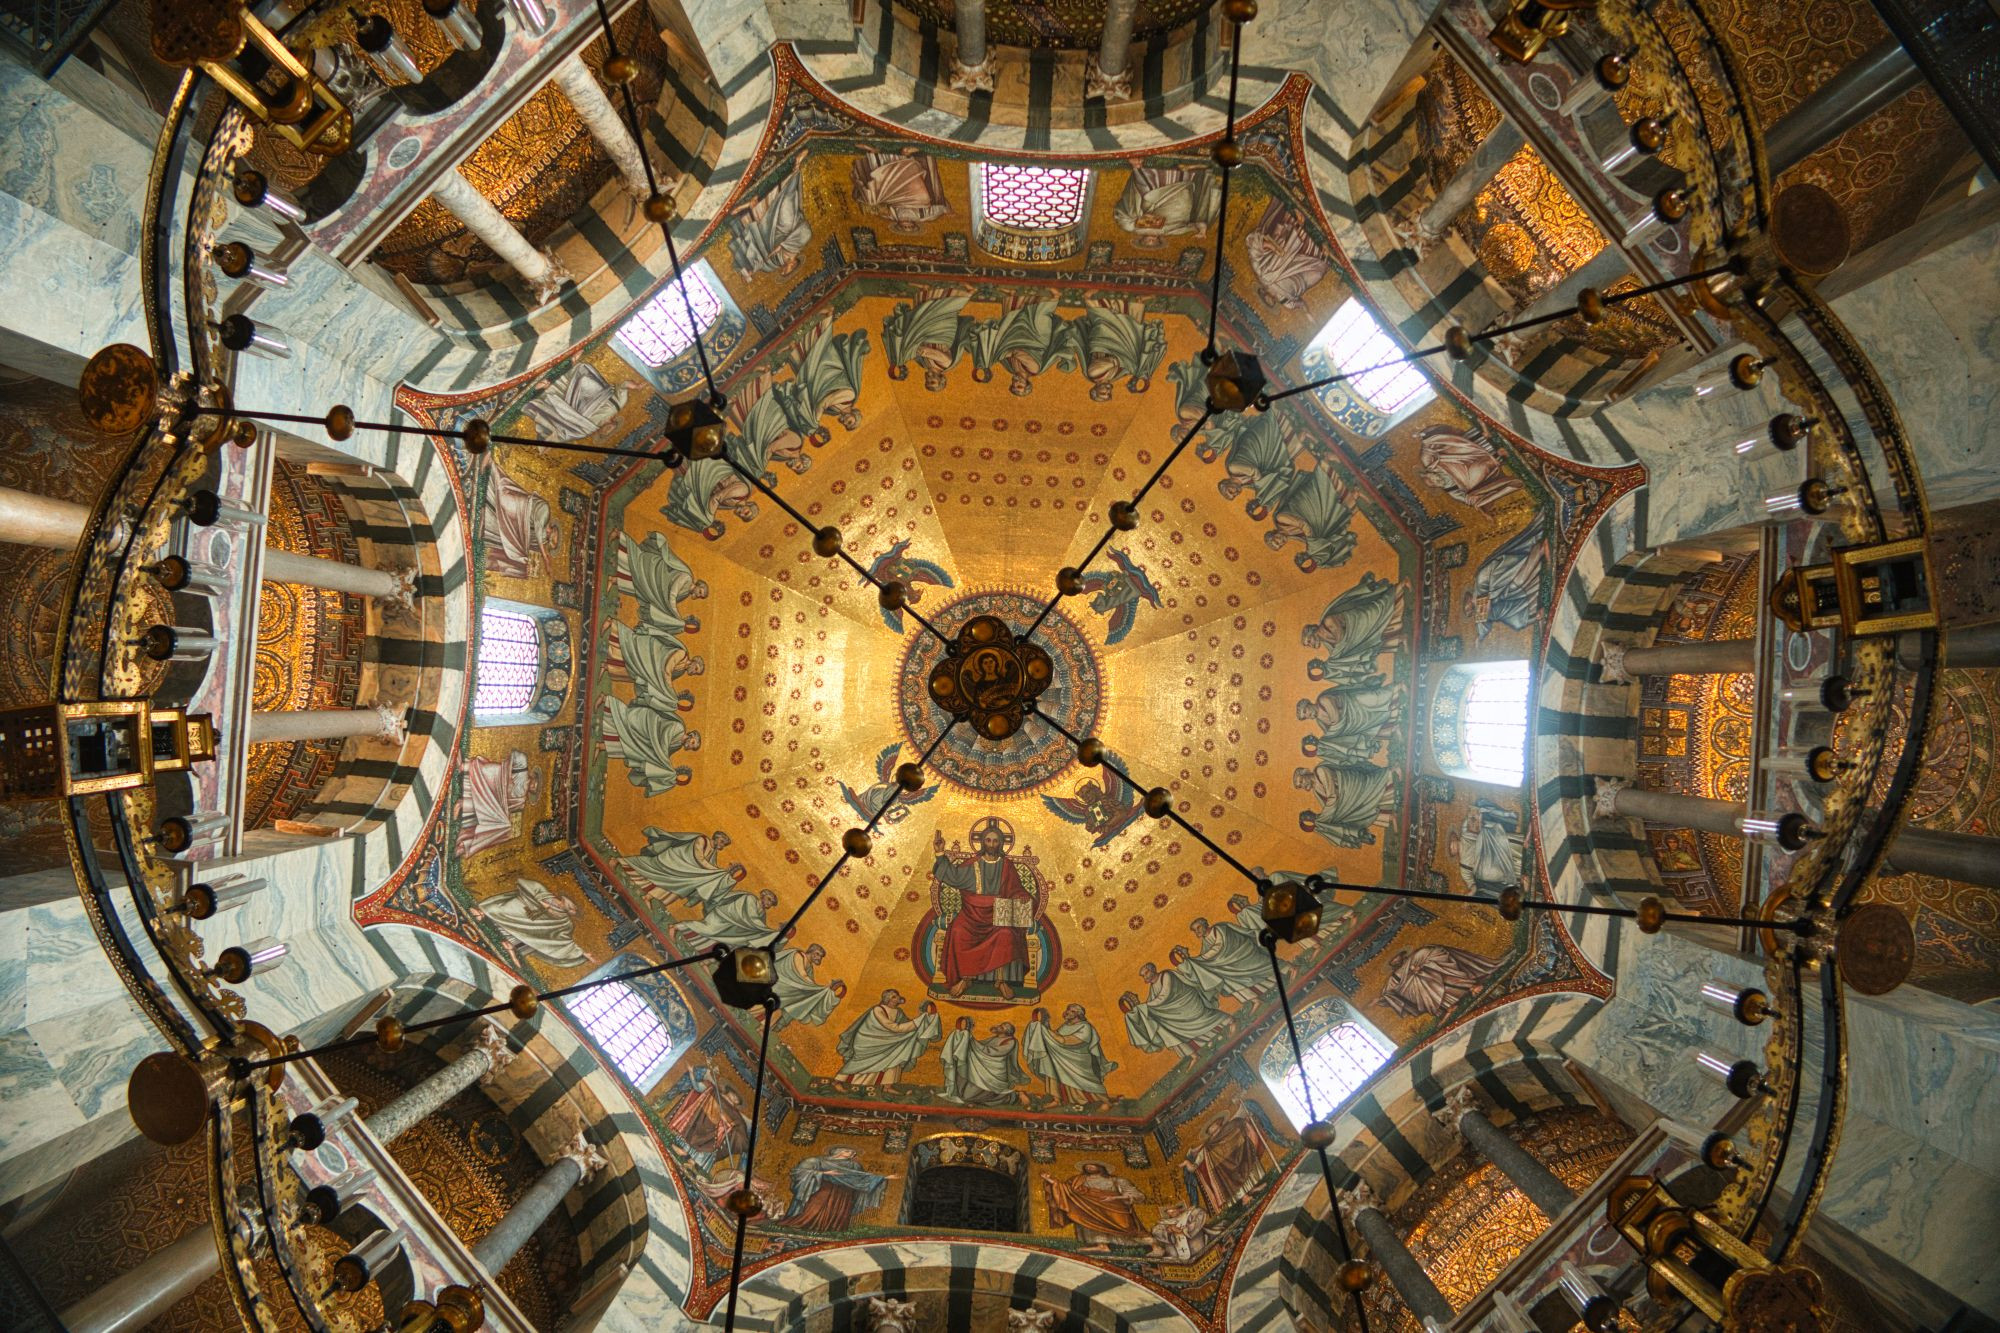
[390,58,1619,1137]
[896,0,1216,48]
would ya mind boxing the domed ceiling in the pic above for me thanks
[387,52,1620,1130]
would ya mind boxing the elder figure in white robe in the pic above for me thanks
[1381,943,1503,1018]
[483,458,559,579]
[1245,201,1330,309]
[851,149,949,232]
[834,989,941,1087]
[457,750,538,857]
[772,943,843,1027]
[523,361,627,440]
[475,878,596,971]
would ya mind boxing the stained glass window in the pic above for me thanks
[1308,297,1436,416]
[1436,659,1531,786]
[615,268,724,367]
[1272,1021,1392,1130]
[474,606,540,716]
[568,980,676,1088]
[979,163,1091,230]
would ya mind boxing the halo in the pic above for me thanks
[968,815,1015,851]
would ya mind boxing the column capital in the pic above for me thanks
[528,251,572,305]
[558,1128,609,1182]
[948,56,995,94]
[1592,775,1630,818]
[1598,639,1634,684]
[1084,54,1134,101]
[472,1021,516,1085]
[1335,1178,1381,1223]
[1431,1083,1479,1138]
[387,565,417,612]
[374,705,410,744]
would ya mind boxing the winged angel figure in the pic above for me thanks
[839,743,941,824]
[1076,549,1160,647]
[1041,751,1145,850]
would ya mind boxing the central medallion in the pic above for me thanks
[899,590,1101,797]
[926,614,1053,740]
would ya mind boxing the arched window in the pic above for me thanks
[615,266,724,368]
[1308,297,1436,417]
[1259,998,1393,1130]
[980,164,1090,229]
[474,600,571,726]
[973,163,1093,262]
[567,976,677,1088]
[474,606,539,715]
[1432,660,1532,786]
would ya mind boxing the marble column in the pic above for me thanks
[1766,36,1921,175]
[58,1229,219,1333]
[1417,119,1526,241]
[551,55,652,197]
[0,483,91,549]
[472,1131,607,1275]
[1600,637,1754,682]
[1900,623,2000,670]
[1337,1180,1455,1327]
[1882,828,2000,889]
[948,0,993,94]
[1433,1086,1577,1220]
[1088,0,1141,100]
[430,170,569,304]
[248,705,408,745]
[263,547,415,608]
[1593,780,1745,837]
[364,1023,515,1145]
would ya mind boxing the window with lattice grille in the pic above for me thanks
[1271,1022,1393,1130]
[1434,659,1531,786]
[979,163,1091,230]
[568,979,676,1088]
[474,607,540,716]
[1308,297,1436,416]
[615,267,724,367]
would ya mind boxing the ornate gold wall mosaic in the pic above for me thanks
[0,376,165,867]
[1851,664,2000,1004]
[1636,554,1758,918]
[371,11,667,286]
[1701,0,1971,256]
[1374,1107,1635,1332]
[243,461,367,829]
[1411,56,1674,360]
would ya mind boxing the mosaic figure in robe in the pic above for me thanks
[1021,1004,1115,1108]
[834,989,942,1088]
[457,750,538,857]
[940,1017,1032,1107]
[1122,960,1229,1065]
[929,818,1047,1002]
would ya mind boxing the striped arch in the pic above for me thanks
[307,924,698,1325]
[1226,992,1602,1333]
[231,429,471,917]
[264,454,468,853]
[400,0,777,397]
[410,16,731,345]
[724,1240,1200,1333]
[1532,487,1731,975]
[795,34,1290,153]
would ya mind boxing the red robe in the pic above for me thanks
[938,855,1031,984]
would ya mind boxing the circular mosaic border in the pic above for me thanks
[896,589,1101,797]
